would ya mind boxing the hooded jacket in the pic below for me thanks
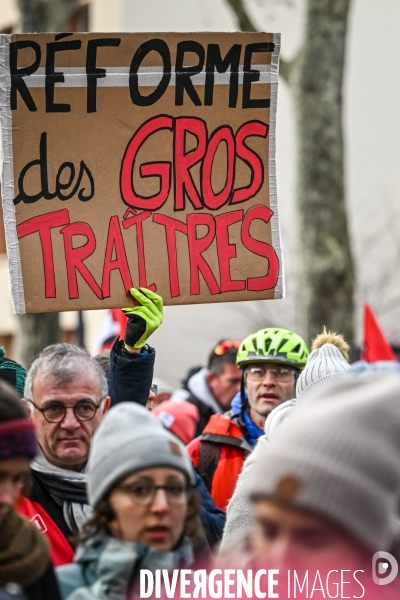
[187,369,222,413]
[185,368,224,437]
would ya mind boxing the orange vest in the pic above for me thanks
[187,413,251,511]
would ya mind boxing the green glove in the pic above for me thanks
[122,288,163,349]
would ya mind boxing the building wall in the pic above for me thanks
[0,0,19,31]
[1,1,399,387]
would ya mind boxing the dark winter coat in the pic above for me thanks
[25,562,62,600]
[108,339,155,406]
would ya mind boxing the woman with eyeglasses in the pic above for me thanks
[56,402,207,600]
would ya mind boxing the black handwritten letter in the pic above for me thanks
[86,38,121,113]
[205,44,241,108]
[45,39,82,112]
[243,42,274,109]
[129,39,171,107]
[10,41,41,111]
[175,41,205,107]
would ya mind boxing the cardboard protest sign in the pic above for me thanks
[0,32,283,314]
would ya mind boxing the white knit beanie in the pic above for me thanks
[296,343,349,398]
[248,372,400,552]
[88,402,195,508]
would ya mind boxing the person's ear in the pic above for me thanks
[21,398,33,419]
[103,396,111,414]
[206,371,216,386]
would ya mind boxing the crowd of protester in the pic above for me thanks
[0,287,399,598]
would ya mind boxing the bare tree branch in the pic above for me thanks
[225,0,257,31]
[224,0,292,82]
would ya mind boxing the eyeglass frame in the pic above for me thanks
[26,397,107,423]
[244,364,298,383]
[116,480,190,507]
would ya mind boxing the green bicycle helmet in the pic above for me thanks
[236,328,309,371]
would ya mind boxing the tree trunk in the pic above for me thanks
[15,0,81,368]
[16,313,61,368]
[293,0,354,343]
[225,0,355,344]
[18,0,80,32]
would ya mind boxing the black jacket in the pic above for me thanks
[0,588,26,600]
[186,393,215,438]
[29,471,74,541]
[25,562,62,600]
[108,339,155,406]
[0,561,62,600]
[193,468,225,546]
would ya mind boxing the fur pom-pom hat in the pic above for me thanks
[296,327,350,399]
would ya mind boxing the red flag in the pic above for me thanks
[92,308,127,355]
[361,303,397,362]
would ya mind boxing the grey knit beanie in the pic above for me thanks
[248,372,400,552]
[88,402,195,508]
[296,343,349,398]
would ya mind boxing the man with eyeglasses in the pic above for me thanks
[16,288,163,567]
[187,328,308,511]
[15,343,111,567]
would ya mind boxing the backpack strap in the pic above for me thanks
[197,441,221,493]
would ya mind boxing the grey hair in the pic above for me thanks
[93,350,111,379]
[24,343,108,401]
